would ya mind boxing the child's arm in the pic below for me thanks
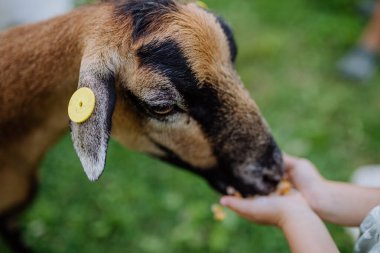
[318,181,380,226]
[221,192,339,253]
[285,155,380,226]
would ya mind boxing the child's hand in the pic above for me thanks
[220,191,312,228]
[284,154,380,226]
[221,191,340,253]
[284,154,330,217]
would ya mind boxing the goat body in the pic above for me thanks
[0,5,106,216]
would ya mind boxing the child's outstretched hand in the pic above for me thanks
[220,191,339,253]
[283,154,328,217]
[220,191,310,227]
[284,154,380,226]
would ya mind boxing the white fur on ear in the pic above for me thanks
[70,70,116,181]
[72,125,109,181]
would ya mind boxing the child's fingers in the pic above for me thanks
[220,196,253,213]
[283,154,299,172]
[220,193,304,225]
[220,196,275,217]
[283,154,301,182]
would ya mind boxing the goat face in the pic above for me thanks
[70,0,283,196]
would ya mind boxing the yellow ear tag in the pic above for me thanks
[68,87,96,123]
[196,1,208,9]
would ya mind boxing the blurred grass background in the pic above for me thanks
[1,0,380,252]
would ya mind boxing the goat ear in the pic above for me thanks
[70,69,116,181]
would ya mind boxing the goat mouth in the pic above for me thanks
[208,181,279,197]
[202,169,281,197]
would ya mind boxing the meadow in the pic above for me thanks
[1,0,379,252]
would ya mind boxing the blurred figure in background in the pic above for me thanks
[337,0,380,83]
[0,0,73,30]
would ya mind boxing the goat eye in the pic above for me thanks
[150,104,175,115]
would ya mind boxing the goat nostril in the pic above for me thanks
[262,170,282,185]
[262,174,280,186]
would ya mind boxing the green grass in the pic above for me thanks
[2,0,380,252]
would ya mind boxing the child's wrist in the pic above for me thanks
[278,206,317,230]
[277,195,315,229]
[302,178,331,216]
[310,179,334,219]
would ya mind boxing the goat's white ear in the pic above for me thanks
[70,70,116,181]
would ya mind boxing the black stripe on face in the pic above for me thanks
[137,39,224,140]
[215,16,238,63]
[137,39,197,87]
[115,0,178,41]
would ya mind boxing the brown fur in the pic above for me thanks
[0,1,283,251]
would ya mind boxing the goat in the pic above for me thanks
[0,0,283,252]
